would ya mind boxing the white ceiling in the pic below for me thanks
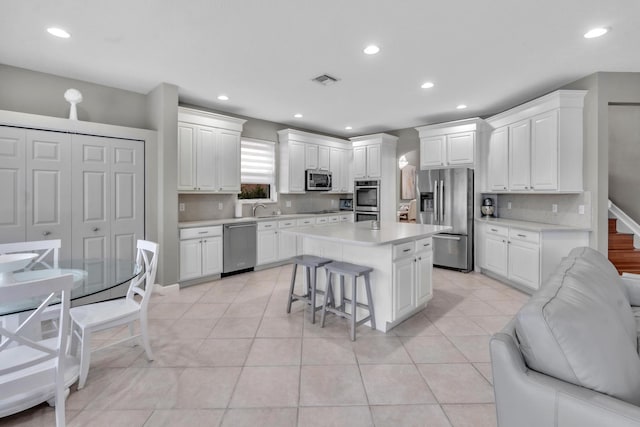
[2,0,639,137]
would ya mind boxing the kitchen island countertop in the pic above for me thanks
[282,221,452,247]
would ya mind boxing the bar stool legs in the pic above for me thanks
[286,255,332,324]
[321,261,376,341]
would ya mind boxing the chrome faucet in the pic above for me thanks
[252,202,267,217]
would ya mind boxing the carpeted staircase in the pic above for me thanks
[608,218,640,274]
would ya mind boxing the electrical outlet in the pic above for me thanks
[552,204,558,213]
[179,203,185,212]
[286,201,291,208]
[578,205,585,215]
[218,202,223,210]
[507,202,512,210]
[331,200,336,207]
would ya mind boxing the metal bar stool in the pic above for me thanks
[321,261,376,341]
[286,255,333,323]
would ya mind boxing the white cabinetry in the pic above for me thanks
[278,219,297,260]
[179,226,223,281]
[392,238,433,321]
[485,90,586,193]
[417,119,488,170]
[352,144,381,179]
[479,221,588,291]
[177,108,246,193]
[257,221,278,266]
[278,129,350,194]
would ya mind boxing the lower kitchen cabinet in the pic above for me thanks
[278,219,297,260]
[257,221,278,266]
[478,221,588,292]
[179,226,223,281]
[392,238,433,321]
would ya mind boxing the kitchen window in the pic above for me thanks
[239,138,276,202]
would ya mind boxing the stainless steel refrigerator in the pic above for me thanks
[416,168,473,272]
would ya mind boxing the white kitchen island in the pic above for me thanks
[282,221,451,332]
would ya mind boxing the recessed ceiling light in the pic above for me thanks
[363,45,380,55]
[47,27,70,38]
[217,95,229,101]
[456,104,467,110]
[294,113,303,118]
[584,27,609,38]
[345,126,353,130]
[421,82,435,89]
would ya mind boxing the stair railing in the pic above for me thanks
[609,199,640,249]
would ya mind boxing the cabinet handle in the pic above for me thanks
[490,228,498,232]
[503,186,507,190]
[403,248,411,253]
[43,231,51,236]
[517,234,527,238]
[93,227,99,232]
[418,257,422,260]
[414,258,417,263]
[198,231,208,234]
[264,225,272,228]
[423,243,430,247]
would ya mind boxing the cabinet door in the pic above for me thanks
[353,146,367,179]
[217,130,241,192]
[508,119,531,191]
[0,126,26,243]
[329,148,341,192]
[508,241,540,289]
[531,110,558,191]
[393,256,416,320]
[177,123,196,190]
[343,149,353,192]
[484,234,508,277]
[195,126,217,191]
[318,145,330,170]
[278,229,297,261]
[289,142,306,193]
[420,136,445,168]
[305,144,318,170]
[179,239,202,281]
[488,127,509,191]
[257,230,278,265]
[71,135,110,264]
[202,236,223,276]
[415,250,433,306]
[25,130,72,260]
[447,132,475,166]
[366,144,381,178]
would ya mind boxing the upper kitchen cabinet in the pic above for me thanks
[177,107,246,193]
[350,133,396,180]
[485,90,586,193]
[278,129,351,194]
[416,118,489,170]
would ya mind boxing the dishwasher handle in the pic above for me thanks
[225,223,257,230]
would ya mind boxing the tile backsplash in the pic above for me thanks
[178,193,347,222]
[488,192,592,228]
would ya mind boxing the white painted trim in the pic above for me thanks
[277,128,349,147]
[349,133,398,147]
[178,107,246,131]
[609,199,640,248]
[415,117,489,137]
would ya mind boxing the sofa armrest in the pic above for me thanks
[491,326,640,427]
[622,273,640,306]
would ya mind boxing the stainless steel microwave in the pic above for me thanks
[306,169,332,191]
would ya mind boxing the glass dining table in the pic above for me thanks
[0,258,140,317]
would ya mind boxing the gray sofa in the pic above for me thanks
[491,247,640,427]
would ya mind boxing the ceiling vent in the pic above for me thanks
[312,74,339,86]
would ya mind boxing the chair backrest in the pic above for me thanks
[0,274,73,410]
[0,240,61,270]
[408,199,417,221]
[126,240,159,312]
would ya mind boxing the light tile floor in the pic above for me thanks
[3,265,529,426]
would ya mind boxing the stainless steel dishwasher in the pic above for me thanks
[223,222,257,275]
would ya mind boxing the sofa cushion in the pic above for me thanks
[515,247,640,405]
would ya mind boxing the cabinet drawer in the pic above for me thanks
[509,228,540,244]
[316,217,329,224]
[297,218,315,226]
[258,221,278,231]
[180,226,222,240]
[328,216,340,223]
[415,237,433,252]
[278,219,296,229]
[485,224,508,237]
[339,214,353,222]
[393,241,415,259]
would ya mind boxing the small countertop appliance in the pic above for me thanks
[481,198,495,217]
[339,198,353,211]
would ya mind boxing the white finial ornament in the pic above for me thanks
[64,88,83,120]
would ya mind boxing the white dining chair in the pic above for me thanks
[0,274,79,427]
[0,239,61,270]
[69,240,159,389]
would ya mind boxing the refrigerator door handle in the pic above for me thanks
[439,180,444,223]
[433,180,439,223]
[434,235,462,241]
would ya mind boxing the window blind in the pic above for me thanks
[240,139,275,184]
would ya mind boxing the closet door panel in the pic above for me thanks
[0,127,26,243]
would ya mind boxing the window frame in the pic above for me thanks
[238,137,278,204]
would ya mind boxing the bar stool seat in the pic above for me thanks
[286,255,333,323]
[321,261,376,341]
